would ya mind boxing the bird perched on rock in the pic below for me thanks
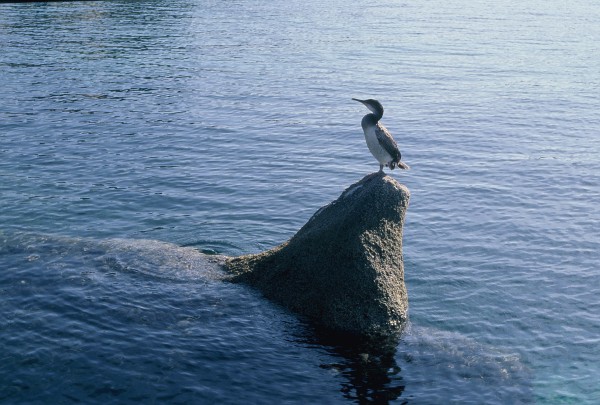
[353,98,410,172]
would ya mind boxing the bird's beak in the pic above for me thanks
[352,98,370,108]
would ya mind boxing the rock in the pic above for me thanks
[225,172,410,339]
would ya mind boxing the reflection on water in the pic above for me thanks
[321,353,404,404]
[299,326,406,404]
[321,349,405,404]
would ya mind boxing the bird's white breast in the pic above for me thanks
[364,126,392,165]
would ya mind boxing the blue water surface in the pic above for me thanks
[1,0,599,403]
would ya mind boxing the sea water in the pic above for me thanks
[1,0,599,403]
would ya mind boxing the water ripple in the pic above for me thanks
[1,0,599,403]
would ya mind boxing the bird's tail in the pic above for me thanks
[393,161,410,170]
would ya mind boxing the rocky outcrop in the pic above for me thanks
[225,172,410,339]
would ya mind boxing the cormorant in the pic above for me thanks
[353,98,409,172]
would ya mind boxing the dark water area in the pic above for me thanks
[0,233,531,404]
[1,0,599,403]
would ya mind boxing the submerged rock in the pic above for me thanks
[225,172,410,339]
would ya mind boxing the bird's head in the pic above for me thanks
[352,98,384,117]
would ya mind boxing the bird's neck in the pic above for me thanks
[361,113,380,130]
[367,111,382,123]
[368,104,384,121]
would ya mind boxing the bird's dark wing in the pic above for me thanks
[375,123,401,161]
